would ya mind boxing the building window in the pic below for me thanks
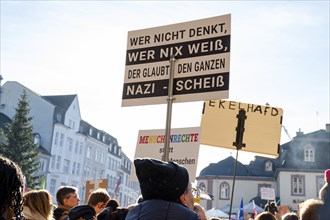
[79,142,83,155]
[50,179,56,194]
[95,150,100,161]
[108,157,111,169]
[101,152,105,164]
[89,128,93,136]
[56,156,61,170]
[265,161,272,171]
[72,162,76,174]
[77,163,80,175]
[86,167,90,178]
[87,147,91,159]
[67,138,73,151]
[110,159,114,170]
[97,132,101,139]
[59,133,64,147]
[316,176,325,197]
[304,145,315,162]
[220,182,230,199]
[93,169,96,179]
[75,141,79,153]
[63,159,70,173]
[54,132,59,145]
[38,159,47,172]
[102,135,106,142]
[291,175,305,196]
[51,155,55,169]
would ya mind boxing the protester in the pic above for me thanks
[125,158,203,220]
[54,186,80,220]
[105,199,120,212]
[319,169,330,220]
[0,155,25,220]
[68,204,96,220]
[299,198,323,220]
[254,211,276,220]
[97,207,129,220]
[281,212,299,220]
[23,189,54,219]
[264,201,278,216]
[87,188,110,215]
[97,198,128,220]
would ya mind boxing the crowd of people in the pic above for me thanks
[1,155,329,220]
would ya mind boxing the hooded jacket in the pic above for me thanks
[125,199,200,220]
[23,205,51,220]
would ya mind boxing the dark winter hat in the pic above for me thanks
[68,205,96,220]
[134,158,189,202]
[325,169,330,183]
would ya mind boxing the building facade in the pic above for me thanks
[196,124,330,212]
[0,81,139,205]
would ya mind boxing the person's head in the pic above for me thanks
[282,212,299,220]
[319,169,330,201]
[68,204,96,220]
[87,188,110,214]
[23,189,53,219]
[265,201,278,215]
[255,211,276,220]
[0,155,25,220]
[299,198,323,220]
[56,186,80,207]
[134,158,189,202]
[106,199,119,212]
[179,182,195,210]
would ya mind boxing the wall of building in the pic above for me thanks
[278,170,324,210]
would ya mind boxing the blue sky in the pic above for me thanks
[1,1,329,174]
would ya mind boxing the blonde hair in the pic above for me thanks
[255,211,276,220]
[24,189,53,219]
[299,198,323,220]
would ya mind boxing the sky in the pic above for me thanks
[1,1,329,176]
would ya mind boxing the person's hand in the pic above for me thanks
[194,203,207,220]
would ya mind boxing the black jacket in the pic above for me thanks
[125,199,200,220]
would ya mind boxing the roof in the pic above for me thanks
[199,156,250,176]
[280,129,330,170]
[42,95,77,110]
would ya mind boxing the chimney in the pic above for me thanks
[326,123,330,132]
[296,128,304,137]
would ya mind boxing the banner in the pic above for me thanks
[132,127,201,182]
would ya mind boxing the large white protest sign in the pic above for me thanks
[122,14,231,106]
